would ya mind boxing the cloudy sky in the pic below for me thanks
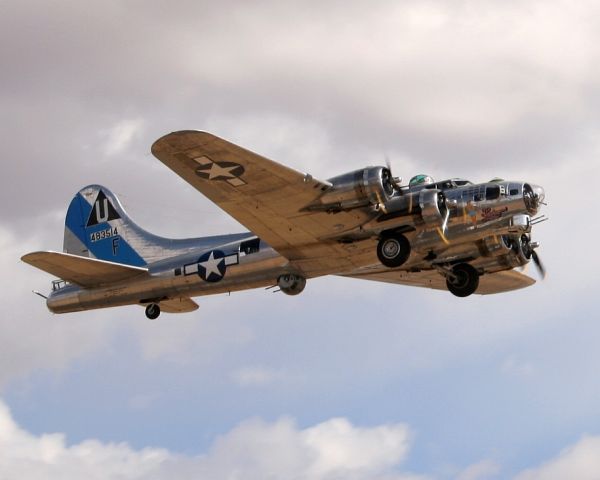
[2,0,600,478]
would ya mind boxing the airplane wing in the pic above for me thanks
[160,297,199,313]
[151,131,378,275]
[21,251,149,287]
[341,268,535,295]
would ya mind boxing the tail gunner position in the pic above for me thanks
[22,131,547,319]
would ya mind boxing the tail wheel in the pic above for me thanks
[145,303,161,320]
[446,263,479,297]
[377,233,411,268]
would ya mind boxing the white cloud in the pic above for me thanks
[514,436,600,480]
[302,418,412,478]
[202,417,417,480]
[102,118,145,156]
[0,400,170,479]
[6,394,600,480]
[0,223,121,389]
[0,399,419,480]
[162,0,600,156]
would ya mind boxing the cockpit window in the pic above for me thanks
[485,185,500,200]
[409,174,434,187]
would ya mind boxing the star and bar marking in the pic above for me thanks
[181,250,239,283]
[192,155,246,187]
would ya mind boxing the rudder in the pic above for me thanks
[63,185,147,266]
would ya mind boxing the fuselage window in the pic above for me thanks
[508,183,520,196]
[473,186,485,202]
[240,238,260,255]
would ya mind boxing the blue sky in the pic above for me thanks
[2,1,600,478]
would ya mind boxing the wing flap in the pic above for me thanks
[21,251,148,287]
[342,268,535,295]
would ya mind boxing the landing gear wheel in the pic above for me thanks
[446,263,479,297]
[145,303,161,319]
[377,234,411,268]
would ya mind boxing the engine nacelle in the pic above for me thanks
[309,167,395,211]
[379,189,448,227]
[495,233,533,268]
[277,274,306,296]
[478,235,512,257]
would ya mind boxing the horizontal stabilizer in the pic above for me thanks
[342,268,535,295]
[21,251,149,287]
[160,297,199,313]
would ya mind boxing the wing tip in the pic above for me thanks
[151,130,214,156]
[21,250,57,264]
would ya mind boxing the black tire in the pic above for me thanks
[446,263,479,297]
[145,303,161,320]
[377,234,411,268]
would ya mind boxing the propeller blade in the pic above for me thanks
[442,205,450,234]
[531,250,546,279]
[384,155,402,189]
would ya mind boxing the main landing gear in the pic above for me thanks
[376,232,480,297]
[445,263,479,297]
[145,303,161,319]
[377,233,411,268]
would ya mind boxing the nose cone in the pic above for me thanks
[523,183,545,214]
[532,184,545,205]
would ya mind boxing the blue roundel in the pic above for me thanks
[197,250,227,282]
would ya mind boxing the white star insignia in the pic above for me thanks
[207,162,238,180]
[199,251,224,279]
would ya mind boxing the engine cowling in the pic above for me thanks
[310,167,395,211]
[379,189,448,227]
[493,233,533,268]
[277,274,306,296]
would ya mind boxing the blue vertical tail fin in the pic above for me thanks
[64,185,150,266]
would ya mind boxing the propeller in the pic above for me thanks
[521,235,546,280]
[384,155,402,191]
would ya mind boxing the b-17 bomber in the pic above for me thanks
[22,131,547,319]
